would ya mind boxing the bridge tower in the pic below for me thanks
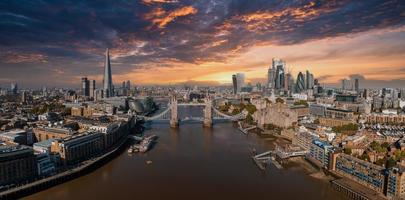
[203,95,213,127]
[170,95,179,128]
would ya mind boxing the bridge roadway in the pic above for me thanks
[142,101,245,122]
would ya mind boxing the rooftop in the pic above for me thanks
[0,145,32,155]
[33,139,55,148]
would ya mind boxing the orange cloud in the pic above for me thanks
[220,1,332,34]
[145,6,198,28]
[110,27,405,86]
[1,52,48,64]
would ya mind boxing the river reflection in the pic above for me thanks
[24,107,345,200]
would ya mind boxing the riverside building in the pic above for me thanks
[387,166,405,199]
[0,145,37,186]
[334,153,385,193]
[50,132,104,165]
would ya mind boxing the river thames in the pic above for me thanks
[25,106,345,200]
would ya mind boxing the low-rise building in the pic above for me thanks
[0,129,33,145]
[366,113,405,124]
[33,139,55,154]
[309,104,326,117]
[33,126,76,142]
[319,107,355,127]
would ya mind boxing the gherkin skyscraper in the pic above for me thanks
[103,48,113,98]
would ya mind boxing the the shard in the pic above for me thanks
[103,48,113,98]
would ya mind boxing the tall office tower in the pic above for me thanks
[284,73,291,91]
[363,89,369,99]
[94,89,104,101]
[314,79,319,86]
[310,74,314,88]
[305,70,310,90]
[81,77,90,96]
[126,80,131,90]
[255,83,262,91]
[267,65,276,89]
[236,73,245,93]
[287,73,295,92]
[42,86,47,97]
[296,72,305,93]
[305,70,315,90]
[10,83,18,95]
[341,79,351,91]
[232,74,238,94]
[21,91,27,103]
[121,81,127,96]
[354,78,359,93]
[89,80,96,99]
[392,89,399,100]
[103,48,113,98]
[400,89,405,100]
[272,58,285,89]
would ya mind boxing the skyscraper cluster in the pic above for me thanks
[79,48,122,100]
[268,58,286,90]
[295,70,315,93]
[266,58,316,94]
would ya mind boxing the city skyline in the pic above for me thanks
[0,1,404,88]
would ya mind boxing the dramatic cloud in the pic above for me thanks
[0,0,404,88]
[144,6,198,28]
[0,51,48,64]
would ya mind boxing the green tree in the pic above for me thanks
[244,104,257,115]
[375,158,387,166]
[332,123,358,134]
[144,96,155,112]
[219,104,230,112]
[359,153,370,161]
[245,114,254,125]
[381,142,390,149]
[313,118,320,124]
[276,98,284,104]
[343,148,352,155]
[386,158,397,168]
[232,109,240,115]
[293,100,309,107]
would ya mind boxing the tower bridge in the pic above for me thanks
[142,96,245,128]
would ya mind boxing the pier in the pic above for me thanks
[238,122,257,134]
[252,146,308,171]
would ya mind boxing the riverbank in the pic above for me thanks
[0,135,130,200]
[287,157,334,182]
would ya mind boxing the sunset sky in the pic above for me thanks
[0,0,404,88]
